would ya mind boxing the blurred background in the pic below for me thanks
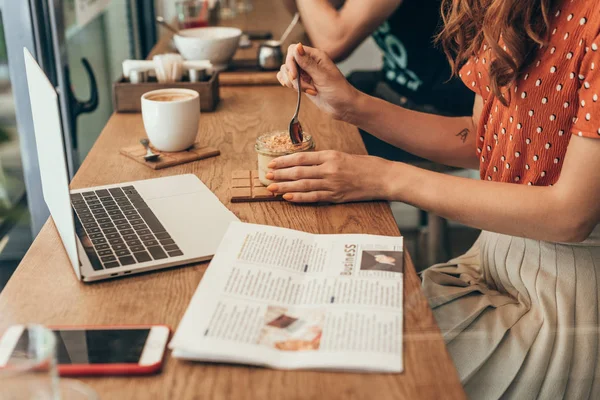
[0,0,478,291]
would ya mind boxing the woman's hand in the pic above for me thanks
[265,150,394,203]
[276,43,361,122]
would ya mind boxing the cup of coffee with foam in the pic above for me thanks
[141,88,200,152]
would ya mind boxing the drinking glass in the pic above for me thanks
[176,0,210,29]
[0,325,98,400]
[218,0,237,19]
[236,0,253,13]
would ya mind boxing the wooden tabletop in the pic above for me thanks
[0,85,464,399]
[0,0,465,398]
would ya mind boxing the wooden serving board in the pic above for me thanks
[231,170,283,202]
[219,59,280,86]
[120,142,220,170]
[219,71,279,86]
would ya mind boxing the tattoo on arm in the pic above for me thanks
[456,128,469,143]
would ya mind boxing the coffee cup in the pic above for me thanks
[141,88,200,152]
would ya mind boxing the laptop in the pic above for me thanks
[23,48,239,282]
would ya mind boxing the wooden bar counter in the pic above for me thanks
[0,85,465,400]
[0,1,465,398]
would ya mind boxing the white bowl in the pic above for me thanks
[174,27,242,70]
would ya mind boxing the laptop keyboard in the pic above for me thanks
[71,186,183,271]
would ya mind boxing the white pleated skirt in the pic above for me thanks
[421,226,600,399]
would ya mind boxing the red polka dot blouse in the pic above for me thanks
[460,0,600,186]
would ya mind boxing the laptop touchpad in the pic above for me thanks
[133,175,206,201]
[146,193,236,256]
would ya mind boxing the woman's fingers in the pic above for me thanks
[277,65,292,88]
[267,179,327,194]
[266,165,322,182]
[276,70,285,87]
[286,44,299,79]
[282,191,334,203]
[282,43,320,96]
[268,151,326,169]
[297,42,306,56]
[278,66,317,93]
[280,60,317,93]
[286,44,318,81]
[290,43,329,82]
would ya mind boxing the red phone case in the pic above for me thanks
[48,324,170,376]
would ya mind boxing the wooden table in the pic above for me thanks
[0,85,464,399]
[0,0,465,397]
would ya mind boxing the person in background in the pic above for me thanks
[275,0,600,396]
[282,0,475,162]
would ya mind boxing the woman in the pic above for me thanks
[274,0,600,398]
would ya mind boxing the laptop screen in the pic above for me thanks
[23,48,81,280]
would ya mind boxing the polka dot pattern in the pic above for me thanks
[459,1,600,186]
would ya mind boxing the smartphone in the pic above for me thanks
[0,325,170,376]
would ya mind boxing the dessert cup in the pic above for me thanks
[255,131,315,186]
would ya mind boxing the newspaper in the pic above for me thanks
[170,222,404,373]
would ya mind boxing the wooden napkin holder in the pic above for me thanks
[113,73,220,113]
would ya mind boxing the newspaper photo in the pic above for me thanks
[170,222,404,373]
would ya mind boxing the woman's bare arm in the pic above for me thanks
[381,135,600,242]
[268,135,600,243]
[348,93,483,169]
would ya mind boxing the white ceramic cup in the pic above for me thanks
[141,88,200,152]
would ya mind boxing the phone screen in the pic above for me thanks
[13,329,150,365]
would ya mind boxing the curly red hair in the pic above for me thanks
[438,0,554,105]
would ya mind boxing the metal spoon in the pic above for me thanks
[140,138,160,162]
[156,16,180,35]
[289,62,304,145]
[279,12,300,45]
